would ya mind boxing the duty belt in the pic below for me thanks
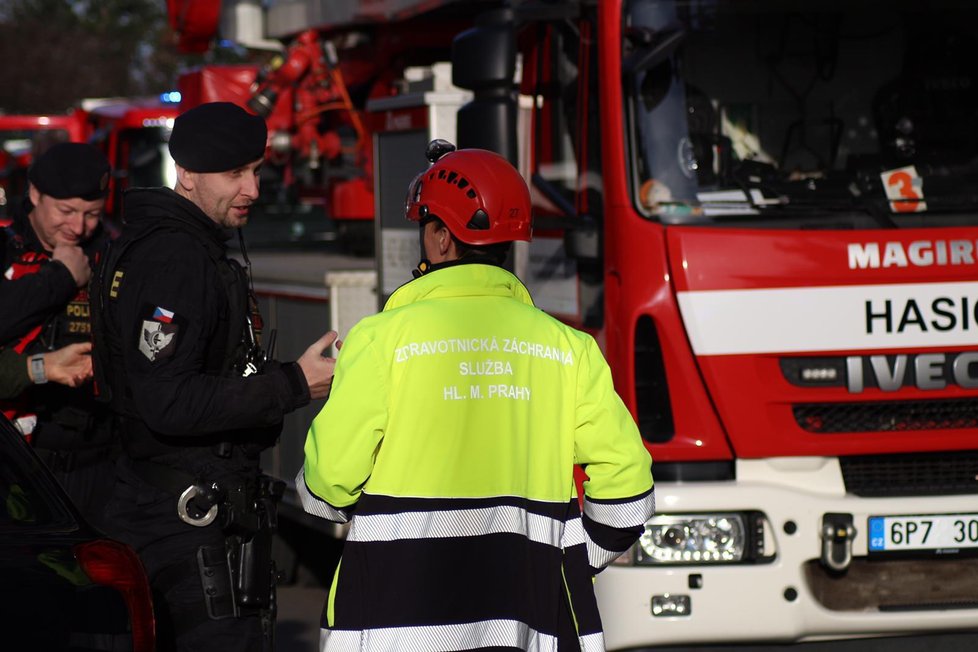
[129,459,223,527]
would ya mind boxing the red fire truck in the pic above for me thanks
[176,58,377,251]
[174,12,467,252]
[0,110,88,217]
[0,97,178,225]
[171,0,978,648]
[84,97,180,225]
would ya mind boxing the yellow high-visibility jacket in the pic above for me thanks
[300,263,654,652]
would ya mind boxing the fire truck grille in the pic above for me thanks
[839,450,978,497]
[793,397,978,434]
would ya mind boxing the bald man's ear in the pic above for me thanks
[175,165,194,192]
[437,223,458,258]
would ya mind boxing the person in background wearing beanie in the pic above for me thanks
[0,141,117,528]
[299,141,654,651]
[92,101,339,652]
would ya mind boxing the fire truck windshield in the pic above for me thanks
[624,0,978,227]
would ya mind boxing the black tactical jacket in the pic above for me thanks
[93,188,310,468]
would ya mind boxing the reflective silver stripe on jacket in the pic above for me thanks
[580,632,606,652]
[348,503,573,548]
[583,489,656,529]
[296,468,350,523]
[320,622,607,652]
[321,619,560,652]
[586,536,624,570]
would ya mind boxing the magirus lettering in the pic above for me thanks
[848,240,978,269]
[846,352,978,393]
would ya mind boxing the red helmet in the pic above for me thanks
[405,142,531,246]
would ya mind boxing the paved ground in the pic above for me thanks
[273,516,342,652]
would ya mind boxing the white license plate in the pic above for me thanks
[868,513,978,553]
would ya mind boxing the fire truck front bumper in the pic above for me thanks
[595,456,978,650]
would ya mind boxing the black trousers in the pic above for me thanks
[105,459,265,652]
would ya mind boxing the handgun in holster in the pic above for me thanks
[222,475,286,608]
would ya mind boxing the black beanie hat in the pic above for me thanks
[29,142,110,201]
[168,102,267,173]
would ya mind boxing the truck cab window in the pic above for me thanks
[525,17,602,222]
[624,0,978,228]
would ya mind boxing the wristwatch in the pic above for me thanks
[30,353,48,384]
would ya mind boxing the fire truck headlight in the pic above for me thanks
[637,513,747,564]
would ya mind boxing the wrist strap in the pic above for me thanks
[30,353,47,384]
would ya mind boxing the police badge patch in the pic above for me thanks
[139,320,179,361]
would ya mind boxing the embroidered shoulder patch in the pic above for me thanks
[139,320,179,362]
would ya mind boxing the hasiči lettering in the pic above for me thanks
[865,297,978,334]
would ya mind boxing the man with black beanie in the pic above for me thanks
[0,141,117,529]
[92,102,338,651]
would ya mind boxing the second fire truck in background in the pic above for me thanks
[0,96,178,225]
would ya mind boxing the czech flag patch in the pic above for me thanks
[152,307,175,323]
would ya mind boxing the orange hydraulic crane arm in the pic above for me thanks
[249,30,367,163]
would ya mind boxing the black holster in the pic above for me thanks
[220,474,285,609]
[193,474,284,651]
[132,460,285,614]
[197,544,238,620]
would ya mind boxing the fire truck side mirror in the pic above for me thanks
[564,221,600,263]
[451,8,517,164]
[529,173,601,264]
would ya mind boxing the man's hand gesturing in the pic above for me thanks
[297,331,341,400]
